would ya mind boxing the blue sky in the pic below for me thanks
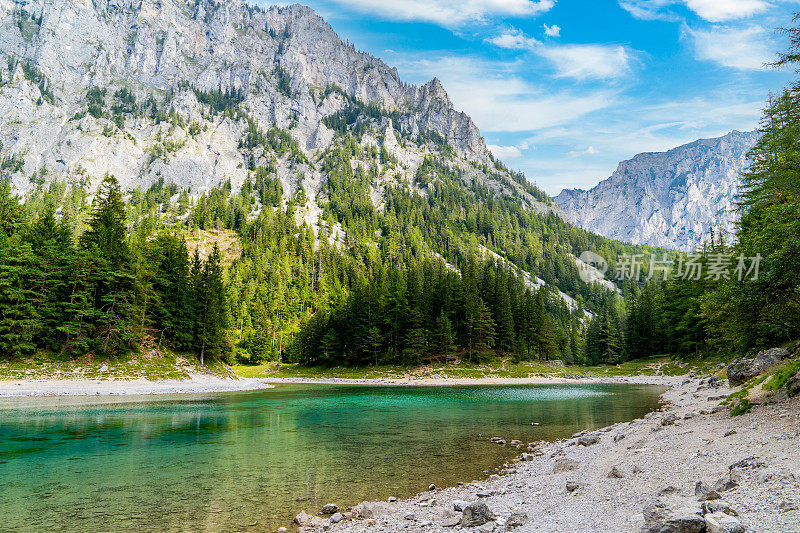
[259,0,797,194]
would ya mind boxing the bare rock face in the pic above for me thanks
[556,131,760,251]
[0,0,503,199]
[727,347,790,387]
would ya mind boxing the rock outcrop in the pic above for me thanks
[727,347,790,386]
[0,0,510,201]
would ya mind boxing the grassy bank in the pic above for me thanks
[233,355,728,381]
[0,351,233,382]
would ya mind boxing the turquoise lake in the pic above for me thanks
[0,383,663,531]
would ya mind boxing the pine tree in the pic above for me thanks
[80,174,130,269]
[196,244,227,365]
[80,174,136,354]
[434,310,455,357]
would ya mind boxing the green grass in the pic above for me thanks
[0,350,233,382]
[763,359,800,392]
[720,356,800,416]
[232,355,718,381]
[730,398,754,416]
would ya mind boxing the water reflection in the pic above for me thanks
[0,384,663,532]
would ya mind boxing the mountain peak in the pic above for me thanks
[555,130,760,251]
[0,0,497,196]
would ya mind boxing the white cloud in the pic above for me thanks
[324,0,556,26]
[618,0,680,20]
[487,28,541,49]
[488,144,525,158]
[544,23,561,37]
[400,56,618,132]
[689,25,772,69]
[619,0,770,21]
[518,86,765,193]
[536,44,636,79]
[567,145,600,157]
[683,0,770,22]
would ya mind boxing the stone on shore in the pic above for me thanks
[453,500,469,512]
[352,501,388,519]
[704,512,746,533]
[552,458,580,474]
[330,512,343,524]
[787,376,800,397]
[608,466,626,478]
[661,413,678,426]
[695,481,721,501]
[578,435,601,446]
[641,497,705,533]
[505,512,529,529]
[461,501,494,527]
[566,480,581,492]
[702,500,738,516]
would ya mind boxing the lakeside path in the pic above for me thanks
[0,373,274,397]
[289,374,800,533]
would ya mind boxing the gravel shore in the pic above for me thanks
[294,375,800,532]
[0,373,273,397]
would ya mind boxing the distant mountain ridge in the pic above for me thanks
[555,130,760,251]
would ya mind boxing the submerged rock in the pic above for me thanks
[321,503,338,514]
[294,511,310,525]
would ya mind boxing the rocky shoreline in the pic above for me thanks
[0,374,273,398]
[290,374,800,532]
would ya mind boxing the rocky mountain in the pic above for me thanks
[555,130,760,251]
[0,0,557,214]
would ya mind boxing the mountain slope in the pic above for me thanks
[555,130,759,251]
[0,0,661,366]
[0,1,504,193]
